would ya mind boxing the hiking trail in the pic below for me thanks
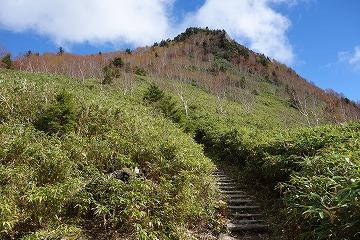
[213,169,270,240]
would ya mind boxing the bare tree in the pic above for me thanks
[175,81,189,117]
[207,72,229,114]
[289,88,325,128]
[121,73,136,95]
[240,89,255,115]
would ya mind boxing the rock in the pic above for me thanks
[108,168,132,182]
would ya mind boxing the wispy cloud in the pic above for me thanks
[338,45,360,72]
[0,0,303,65]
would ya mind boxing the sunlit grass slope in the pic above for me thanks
[0,69,220,239]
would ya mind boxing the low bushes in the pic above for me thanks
[0,70,220,239]
[195,117,360,239]
[247,123,360,239]
[278,123,360,239]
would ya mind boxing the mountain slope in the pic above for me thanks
[14,27,360,128]
[3,27,360,239]
[0,69,220,239]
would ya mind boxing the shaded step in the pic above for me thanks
[227,223,268,232]
[233,219,266,224]
[227,199,253,204]
[217,178,234,181]
[228,205,260,210]
[217,182,237,186]
[214,168,270,236]
[219,185,237,190]
[221,190,245,194]
[213,173,225,176]
[216,178,235,183]
[225,194,248,198]
[214,175,228,179]
[231,213,262,219]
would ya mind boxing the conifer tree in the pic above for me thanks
[35,89,77,135]
[1,53,14,69]
[143,82,164,103]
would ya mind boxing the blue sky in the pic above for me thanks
[0,0,359,102]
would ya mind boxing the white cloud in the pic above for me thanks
[181,0,296,64]
[348,47,360,65]
[0,0,173,48]
[338,46,360,71]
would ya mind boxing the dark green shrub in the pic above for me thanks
[125,48,131,54]
[134,66,146,76]
[143,82,164,103]
[159,39,169,47]
[112,57,123,68]
[58,47,64,55]
[159,95,183,124]
[35,89,77,135]
[238,47,249,60]
[1,53,14,70]
[143,83,187,129]
[102,65,113,84]
[256,54,269,67]
[101,57,124,84]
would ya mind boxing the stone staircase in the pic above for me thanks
[213,169,269,238]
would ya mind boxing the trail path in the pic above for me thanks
[213,169,270,240]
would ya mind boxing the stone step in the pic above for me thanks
[225,194,249,198]
[213,172,224,176]
[227,199,253,204]
[219,185,237,190]
[228,205,260,210]
[217,180,235,184]
[227,223,268,232]
[231,213,262,219]
[217,182,237,186]
[212,173,225,176]
[214,169,269,236]
[212,173,227,177]
[217,178,234,181]
[220,190,245,194]
[233,219,266,224]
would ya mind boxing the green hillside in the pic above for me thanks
[1,27,360,239]
[0,70,221,239]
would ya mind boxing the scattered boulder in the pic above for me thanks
[107,167,146,183]
[107,168,132,182]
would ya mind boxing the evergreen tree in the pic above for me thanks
[35,89,77,135]
[159,95,183,123]
[101,57,124,84]
[143,83,185,126]
[143,82,164,103]
[1,53,14,69]
[112,57,123,68]
[58,47,64,55]
[101,65,113,84]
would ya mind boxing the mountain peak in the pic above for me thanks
[173,27,228,42]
